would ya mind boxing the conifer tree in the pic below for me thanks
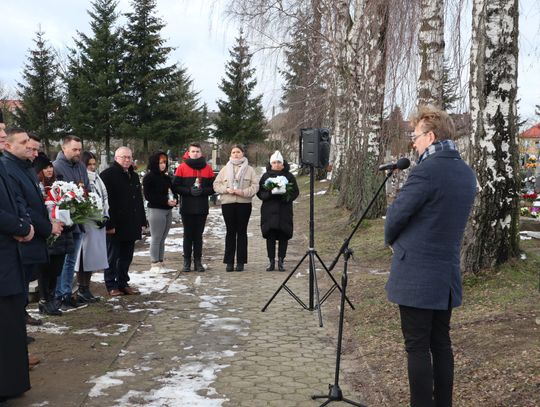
[214,31,266,144]
[121,0,178,153]
[159,66,203,146]
[65,0,123,160]
[15,29,64,153]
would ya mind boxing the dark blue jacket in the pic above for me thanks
[0,159,32,296]
[384,149,476,310]
[1,151,50,265]
[53,151,90,234]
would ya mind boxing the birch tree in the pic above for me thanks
[417,0,445,106]
[461,0,520,273]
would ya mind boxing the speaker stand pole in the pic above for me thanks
[312,247,366,406]
[262,165,353,326]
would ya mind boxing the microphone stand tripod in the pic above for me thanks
[312,169,396,406]
[261,164,354,327]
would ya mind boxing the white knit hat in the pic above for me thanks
[270,150,284,163]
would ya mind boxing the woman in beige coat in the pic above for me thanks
[213,144,259,271]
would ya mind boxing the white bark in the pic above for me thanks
[462,0,520,272]
[417,0,444,106]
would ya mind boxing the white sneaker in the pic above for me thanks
[159,262,167,272]
[150,263,161,273]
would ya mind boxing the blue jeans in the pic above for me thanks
[55,233,83,299]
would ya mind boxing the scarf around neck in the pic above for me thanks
[226,157,249,189]
[418,139,458,164]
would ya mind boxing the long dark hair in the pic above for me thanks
[82,151,97,167]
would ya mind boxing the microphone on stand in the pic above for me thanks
[378,157,411,172]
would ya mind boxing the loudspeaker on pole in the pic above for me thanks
[300,128,331,168]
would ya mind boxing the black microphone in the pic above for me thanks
[378,157,410,171]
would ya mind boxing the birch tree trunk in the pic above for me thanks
[461,0,520,273]
[417,0,445,106]
[337,0,389,220]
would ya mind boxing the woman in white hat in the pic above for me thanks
[213,144,259,271]
[257,151,299,271]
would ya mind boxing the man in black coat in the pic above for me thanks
[1,129,63,323]
[384,105,476,407]
[100,147,147,296]
[0,114,35,401]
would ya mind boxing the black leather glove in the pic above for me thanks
[94,219,106,229]
[191,186,202,196]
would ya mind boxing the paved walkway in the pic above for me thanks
[9,197,364,407]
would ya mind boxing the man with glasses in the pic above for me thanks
[100,147,146,296]
[384,105,476,407]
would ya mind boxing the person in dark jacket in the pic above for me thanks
[1,129,63,324]
[53,135,90,311]
[100,146,147,296]
[34,155,71,316]
[257,151,299,271]
[172,143,215,272]
[143,151,176,272]
[0,113,34,401]
[384,105,476,407]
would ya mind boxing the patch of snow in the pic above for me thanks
[27,321,70,335]
[87,369,136,397]
[74,323,130,337]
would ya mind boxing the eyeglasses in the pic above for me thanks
[117,155,132,160]
[410,130,430,142]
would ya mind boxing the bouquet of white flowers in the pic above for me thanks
[264,175,294,199]
[45,181,104,227]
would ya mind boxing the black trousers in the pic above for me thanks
[399,303,454,407]
[38,254,65,301]
[0,293,30,398]
[181,214,208,259]
[105,238,135,291]
[222,203,252,264]
[265,230,289,259]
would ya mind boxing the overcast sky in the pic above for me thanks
[0,0,539,123]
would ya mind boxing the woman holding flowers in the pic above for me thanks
[257,151,299,271]
[74,152,109,303]
[213,144,259,272]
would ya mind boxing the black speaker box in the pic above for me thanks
[300,128,331,168]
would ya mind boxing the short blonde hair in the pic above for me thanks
[409,105,455,141]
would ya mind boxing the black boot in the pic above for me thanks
[278,258,285,271]
[183,257,191,272]
[266,259,275,271]
[38,300,62,316]
[194,258,205,272]
[78,286,99,303]
[235,263,244,272]
[226,263,234,272]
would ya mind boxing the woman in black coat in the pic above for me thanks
[143,151,176,272]
[256,151,299,271]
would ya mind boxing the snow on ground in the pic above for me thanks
[88,369,136,397]
[73,323,130,337]
[27,321,70,335]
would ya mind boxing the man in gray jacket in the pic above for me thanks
[53,135,89,311]
[384,105,476,407]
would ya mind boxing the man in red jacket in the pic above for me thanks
[172,143,215,272]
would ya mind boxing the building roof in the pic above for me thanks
[521,123,540,139]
